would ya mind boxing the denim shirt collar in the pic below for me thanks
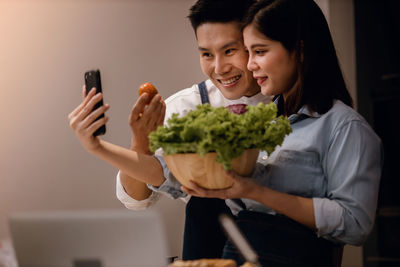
[273,95,321,124]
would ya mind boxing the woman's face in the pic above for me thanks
[243,24,298,99]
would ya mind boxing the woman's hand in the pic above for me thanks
[183,170,317,230]
[68,86,109,154]
[181,170,261,200]
[128,93,166,154]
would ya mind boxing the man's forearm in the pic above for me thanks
[93,140,165,187]
[120,172,153,200]
[119,140,155,200]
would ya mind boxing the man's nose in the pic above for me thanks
[214,57,231,75]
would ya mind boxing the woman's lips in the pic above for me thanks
[255,76,267,86]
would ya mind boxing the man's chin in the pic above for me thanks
[218,90,244,100]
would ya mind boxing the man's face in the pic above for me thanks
[196,22,260,100]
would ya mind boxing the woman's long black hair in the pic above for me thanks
[243,0,353,116]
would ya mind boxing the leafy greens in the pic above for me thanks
[149,102,292,169]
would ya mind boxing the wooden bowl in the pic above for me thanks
[164,149,259,189]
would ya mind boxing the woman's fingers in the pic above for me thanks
[181,181,231,199]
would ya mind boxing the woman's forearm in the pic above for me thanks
[93,140,165,187]
[252,185,317,230]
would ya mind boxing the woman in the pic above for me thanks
[182,0,383,266]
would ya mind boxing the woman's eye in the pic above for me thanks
[255,50,266,55]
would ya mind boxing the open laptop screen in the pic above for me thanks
[8,209,169,267]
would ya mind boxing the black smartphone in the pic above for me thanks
[84,69,106,136]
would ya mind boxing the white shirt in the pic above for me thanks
[116,79,272,210]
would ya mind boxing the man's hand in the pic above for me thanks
[181,170,260,200]
[119,93,166,201]
[68,86,109,153]
[128,93,166,154]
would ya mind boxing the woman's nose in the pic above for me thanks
[247,55,258,71]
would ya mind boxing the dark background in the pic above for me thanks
[354,0,400,266]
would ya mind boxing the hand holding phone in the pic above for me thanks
[84,69,106,136]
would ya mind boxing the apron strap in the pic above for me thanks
[198,81,210,104]
[182,81,232,260]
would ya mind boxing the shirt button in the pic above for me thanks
[262,155,268,160]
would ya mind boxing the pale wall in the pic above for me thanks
[0,0,203,257]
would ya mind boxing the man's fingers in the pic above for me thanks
[141,95,164,127]
[133,94,164,130]
[82,85,87,98]
[154,102,166,127]
[69,86,97,120]
[143,94,161,114]
[76,92,104,122]
[86,116,109,136]
[80,103,110,130]
[149,97,165,128]
[129,94,149,125]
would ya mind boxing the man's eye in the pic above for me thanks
[225,49,236,55]
[201,52,212,58]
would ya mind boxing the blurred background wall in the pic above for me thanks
[0,0,205,258]
[0,0,365,265]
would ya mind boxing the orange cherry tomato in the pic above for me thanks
[139,82,158,101]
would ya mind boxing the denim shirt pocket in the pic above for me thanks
[265,149,325,197]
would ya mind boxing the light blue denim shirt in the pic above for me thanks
[150,100,383,246]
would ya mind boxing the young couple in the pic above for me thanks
[69,0,383,266]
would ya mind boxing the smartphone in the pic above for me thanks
[84,69,106,136]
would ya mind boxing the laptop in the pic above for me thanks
[8,209,169,267]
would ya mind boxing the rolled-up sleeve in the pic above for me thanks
[147,155,188,199]
[116,171,161,210]
[314,120,383,245]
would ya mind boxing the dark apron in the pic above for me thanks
[181,81,233,260]
[222,210,342,267]
[222,96,343,266]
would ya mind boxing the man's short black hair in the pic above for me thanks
[188,0,256,32]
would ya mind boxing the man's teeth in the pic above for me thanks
[220,76,240,85]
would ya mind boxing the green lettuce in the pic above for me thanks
[149,102,292,169]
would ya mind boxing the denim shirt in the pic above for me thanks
[150,100,383,245]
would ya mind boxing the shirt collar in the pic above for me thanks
[273,95,321,124]
[297,105,321,118]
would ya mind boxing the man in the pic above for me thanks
[68,0,271,260]
[117,0,274,260]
